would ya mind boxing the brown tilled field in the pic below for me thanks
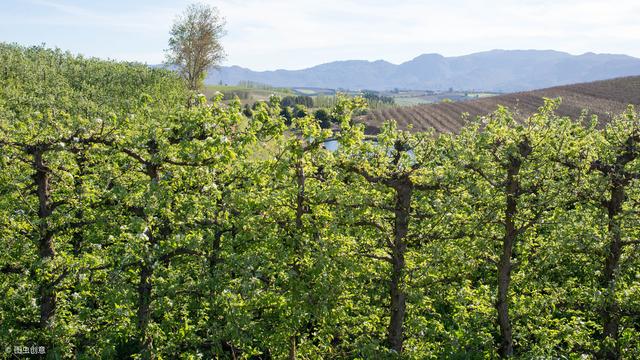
[360,76,640,133]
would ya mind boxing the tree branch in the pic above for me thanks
[0,264,24,274]
[356,252,393,263]
[158,247,203,264]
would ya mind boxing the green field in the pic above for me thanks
[204,84,293,103]
[204,84,501,113]
[392,96,433,106]
[292,88,318,95]
[466,91,501,98]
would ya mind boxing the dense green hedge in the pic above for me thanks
[1,44,639,359]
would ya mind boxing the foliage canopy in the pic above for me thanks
[1,43,639,359]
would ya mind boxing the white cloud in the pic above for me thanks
[4,0,640,69]
[208,0,640,69]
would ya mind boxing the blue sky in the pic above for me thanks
[2,0,639,70]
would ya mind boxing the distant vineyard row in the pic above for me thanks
[362,76,640,132]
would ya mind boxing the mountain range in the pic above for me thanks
[205,50,640,92]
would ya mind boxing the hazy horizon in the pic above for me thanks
[2,0,639,71]
[217,49,640,72]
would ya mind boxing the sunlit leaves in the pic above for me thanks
[1,43,640,359]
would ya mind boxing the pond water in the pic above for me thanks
[323,139,339,151]
[322,139,415,159]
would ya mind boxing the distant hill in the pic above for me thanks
[361,76,640,133]
[205,50,640,92]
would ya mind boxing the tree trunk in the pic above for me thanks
[496,151,524,358]
[137,156,159,360]
[289,335,297,360]
[71,152,87,257]
[34,151,57,329]
[598,180,624,360]
[295,162,306,229]
[137,258,154,360]
[287,162,305,360]
[497,234,514,358]
[388,183,411,353]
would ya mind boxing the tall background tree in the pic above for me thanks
[166,3,226,90]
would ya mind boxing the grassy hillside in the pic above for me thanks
[362,76,640,132]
